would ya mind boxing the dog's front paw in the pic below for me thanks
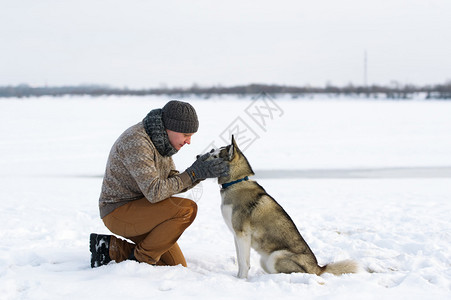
[237,269,249,279]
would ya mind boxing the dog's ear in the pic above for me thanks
[232,135,242,152]
[228,144,234,160]
[228,135,240,160]
[231,135,238,149]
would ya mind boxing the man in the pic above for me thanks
[90,100,228,268]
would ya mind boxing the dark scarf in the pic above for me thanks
[143,109,178,157]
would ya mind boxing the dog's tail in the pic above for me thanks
[321,260,359,275]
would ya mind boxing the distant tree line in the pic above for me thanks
[1,82,451,99]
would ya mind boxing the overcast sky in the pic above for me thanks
[1,0,450,88]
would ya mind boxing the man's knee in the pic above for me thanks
[170,197,197,222]
[187,199,198,221]
[182,198,197,223]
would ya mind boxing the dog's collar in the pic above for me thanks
[221,176,249,189]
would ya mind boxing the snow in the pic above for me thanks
[1,95,450,299]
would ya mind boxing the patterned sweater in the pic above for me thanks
[99,122,192,218]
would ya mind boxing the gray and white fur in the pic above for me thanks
[208,135,359,279]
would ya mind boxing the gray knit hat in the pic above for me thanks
[162,100,199,133]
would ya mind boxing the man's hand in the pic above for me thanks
[185,153,229,182]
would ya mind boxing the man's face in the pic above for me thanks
[166,129,194,151]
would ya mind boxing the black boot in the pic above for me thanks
[90,233,112,268]
[128,249,138,262]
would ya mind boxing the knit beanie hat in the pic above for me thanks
[162,100,199,133]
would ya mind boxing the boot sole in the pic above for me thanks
[90,233,98,268]
[90,233,111,268]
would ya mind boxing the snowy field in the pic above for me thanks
[1,95,450,299]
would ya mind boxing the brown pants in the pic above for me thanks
[102,197,197,267]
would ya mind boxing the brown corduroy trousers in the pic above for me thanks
[102,197,197,267]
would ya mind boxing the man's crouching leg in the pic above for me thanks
[102,197,197,267]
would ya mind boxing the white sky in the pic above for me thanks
[1,0,450,88]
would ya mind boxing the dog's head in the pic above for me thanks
[200,135,254,184]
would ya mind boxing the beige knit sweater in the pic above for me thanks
[99,122,192,218]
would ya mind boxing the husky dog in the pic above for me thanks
[208,136,358,279]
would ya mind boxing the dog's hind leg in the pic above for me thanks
[270,251,323,275]
[260,250,289,274]
[234,233,251,278]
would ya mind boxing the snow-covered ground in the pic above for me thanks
[1,96,450,299]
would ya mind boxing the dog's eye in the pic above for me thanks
[210,149,215,153]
